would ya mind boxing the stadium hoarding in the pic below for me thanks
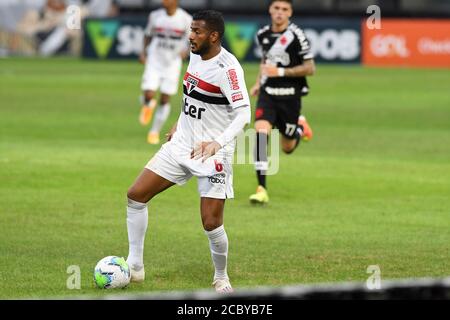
[218,17,361,63]
[82,17,141,59]
[362,19,450,68]
[82,16,361,63]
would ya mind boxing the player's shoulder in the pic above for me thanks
[288,22,308,40]
[149,8,165,19]
[217,48,243,72]
[256,24,271,37]
[177,7,192,19]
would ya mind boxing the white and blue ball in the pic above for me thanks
[94,256,131,289]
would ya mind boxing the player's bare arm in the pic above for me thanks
[261,58,315,78]
[139,35,152,64]
[250,58,264,96]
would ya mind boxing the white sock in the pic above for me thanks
[126,198,148,268]
[205,225,229,280]
[150,103,171,134]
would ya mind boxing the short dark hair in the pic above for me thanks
[270,0,292,4]
[192,10,225,40]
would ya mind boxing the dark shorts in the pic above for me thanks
[255,92,302,139]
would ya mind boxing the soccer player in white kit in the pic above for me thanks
[126,10,251,293]
[139,0,192,144]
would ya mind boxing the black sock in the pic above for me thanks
[294,124,304,149]
[257,170,266,189]
[255,132,268,189]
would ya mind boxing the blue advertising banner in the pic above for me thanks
[82,16,361,63]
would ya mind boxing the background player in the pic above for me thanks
[139,0,192,144]
[249,0,315,204]
[126,10,251,293]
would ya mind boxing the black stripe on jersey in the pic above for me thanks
[183,86,230,105]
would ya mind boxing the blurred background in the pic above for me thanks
[1,0,450,68]
[1,0,449,299]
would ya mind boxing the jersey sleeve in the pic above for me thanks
[144,12,154,37]
[219,65,251,110]
[186,13,193,33]
[254,32,263,60]
[295,28,314,60]
[182,14,193,51]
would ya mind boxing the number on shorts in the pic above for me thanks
[285,124,296,136]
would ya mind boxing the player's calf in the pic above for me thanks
[281,134,300,154]
[298,115,313,141]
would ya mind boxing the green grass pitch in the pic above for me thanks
[0,58,449,298]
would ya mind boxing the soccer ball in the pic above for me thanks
[94,256,131,289]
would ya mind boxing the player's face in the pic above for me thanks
[269,1,292,25]
[189,20,214,55]
[162,0,177,10]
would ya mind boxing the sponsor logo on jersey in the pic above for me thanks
[208,173,226,185]
[265,87,296,96]
[186,75,199,94]
[226,69,240,90]
[231,92,244,102]
[183,98,205,119]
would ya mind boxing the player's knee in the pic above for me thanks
[144,91,154,102]
[254,119,271,131]
[127,197,147,210]
[203,220,221,232]
[127,187,150,204]
[282,138,297,154]
[255,124,271,135]
[282,142,296,154]
[160,95,170,105]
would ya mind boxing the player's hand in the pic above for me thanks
[260,64,279,78]
[191,141,222,162]
[250,83,260,96]
[139,52,147,64]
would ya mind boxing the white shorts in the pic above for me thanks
[145,141,234,199]
[141,61,181,95]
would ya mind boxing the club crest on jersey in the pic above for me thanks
[186,76,199,94]
[226,69,240,91]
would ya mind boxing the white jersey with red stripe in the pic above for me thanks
[171,47,251,156]
[145,8,192,72]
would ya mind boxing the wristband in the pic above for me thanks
[277,68,285,77]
